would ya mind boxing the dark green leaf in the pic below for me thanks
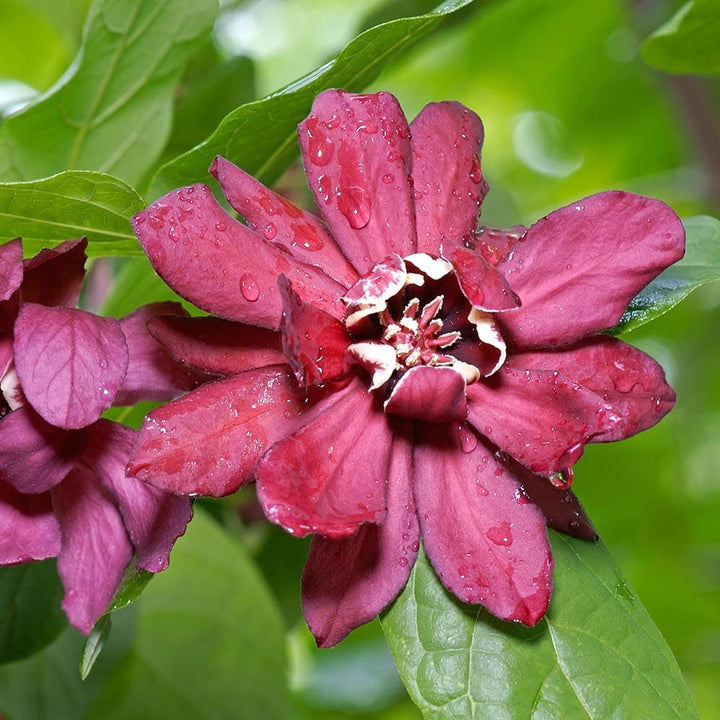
[0,0,217,186]
[642,0,720,75]
[80,615,112,680]
[612,215,720,334]
[381,534,698,719]
[0,171,145,256]
[149,0,475,199]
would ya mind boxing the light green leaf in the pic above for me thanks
[612,215,720,334]
[0,170,145,256]
[80,615,112,681]
[642,0,720,75]
[0,0,217,186]
[149,0,475,199]
[381,534,698,719]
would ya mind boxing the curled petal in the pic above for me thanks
[257,380,390,538]
[385,366,467,423]
[414,424,553,625]
[21,238,88,308]
[299,89,416,274]
[0,237,23,301]
[410,101,488,254]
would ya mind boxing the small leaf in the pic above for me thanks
[107,567,153,612]
[642,0,720,76]
[381,534,698,719]
[80,615,112,681]
[149,0,475,199]
[612,215,720,334]
[0,171,145,257]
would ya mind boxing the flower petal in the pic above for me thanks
[14,303,128,429]
[410,101,488,254]
[84,420,193,573]
[0,406,87,493]
[414,424,553,625]
[385,366,467,423]
[0,481,61,564]
[472,226,527,266]
[302,421,418,647]
[210,156,358,287]
[51,465,132,634]
[21,238,88,308]
[299,89,416,274]
[0,237,23,301]
[497,191,685,348]
[256,380,390,538]
[132,184,345,329]
[466,367,623,476]
[279,275,349,387]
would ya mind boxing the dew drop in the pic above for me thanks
[323,114,340,130]
[357,121,378,134]
[263,223,277,240]
[457,424,478,454]
[305,117,335,166]
[469,155,483,184]
[398,557,408,567]
[318,175,333,205]
[292,222,324,251]
[168,225,179,242]
[410,541,419,553]
[337,185,371,229]
[240,273,260,302]
[476,483,489,497]
[549,468,574,488]
[486,523,513,547]
[382,173,394,184]
[215,222,227,232]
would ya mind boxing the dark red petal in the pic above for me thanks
[510,336,675,442]
[445,246,520,311]
[385,366,467,422]
[299,89,416,274]
[210,156,358,288]
[0,481,61,564]
[21,238,88,308]
[0,406,87,493]
[132,184,345,330]
[14,304,128,429]
[0,238,23,301]
[51,465,132,634]
[414,424,553,625]
[128,366,334,497]
[147,315,284,376]
[410,102,488,255]
[84,420,193,573]
[472,226,527,266]
[278,275,349,387]
[497,191,685,348]
[466,367,623,476]
[256,381,390,538]
[302,421,418,647]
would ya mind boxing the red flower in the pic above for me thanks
[128,90,684,646]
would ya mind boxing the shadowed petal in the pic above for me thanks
[302,421,418,647]
[0,238,23,301]
[410,102,488,255]
[21,238,88,308]
[299,89,416,274]
[0,481,61,563]
[414,424,553,625]
[385,366,467,422]
[14,304,128,429]
[257,380,391,538]
[132,184,345,329]
[497,191,685,348]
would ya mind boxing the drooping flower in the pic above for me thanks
[0,237,199,634]
[128,89,684,646]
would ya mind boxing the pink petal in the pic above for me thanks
[497,192,685,348]
[302,421,418,647]
[147,315,284,376]
[84,420,193,573]
[210,156,358,287]
[0,481,61,564]
[299,89,416,274]
[128,367,334,497]
[466,367,623,476]
[256,381,390,538]
[509,336,675,442]
[414,423,553,625]
[14,304,128,429]
[0,406,87,493]
[385,366,467,422]
[0,238,23,301]
[51,465,132,634]
[410,101,488,255]
[115,302,207,405]
[445,246,519,311]
[132,184,345,330]
[21,238,88,308]
[472,226,527,266]
[279,275,349,387]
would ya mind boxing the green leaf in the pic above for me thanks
[149,0,476,199]
[642,0,720,75]
[80,615,112,680]
[381,534,698,719]
[0,561,65,665]
[612,215,720,334]
[0,170,145,256]
[87,508,292,719]
[0,0,217,186]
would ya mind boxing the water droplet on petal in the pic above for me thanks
[240,273,260,302]
[486,523,513,547]
[318,175,333,205]
[469,155,483,184]
[337,185,371,229]
[457,424,478,453]
[382,173,394,184]
[398,557,408,567]
[263,223,277,240]
[215,222,226,232]
[306,118,335,166]
[168,225,179,242]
